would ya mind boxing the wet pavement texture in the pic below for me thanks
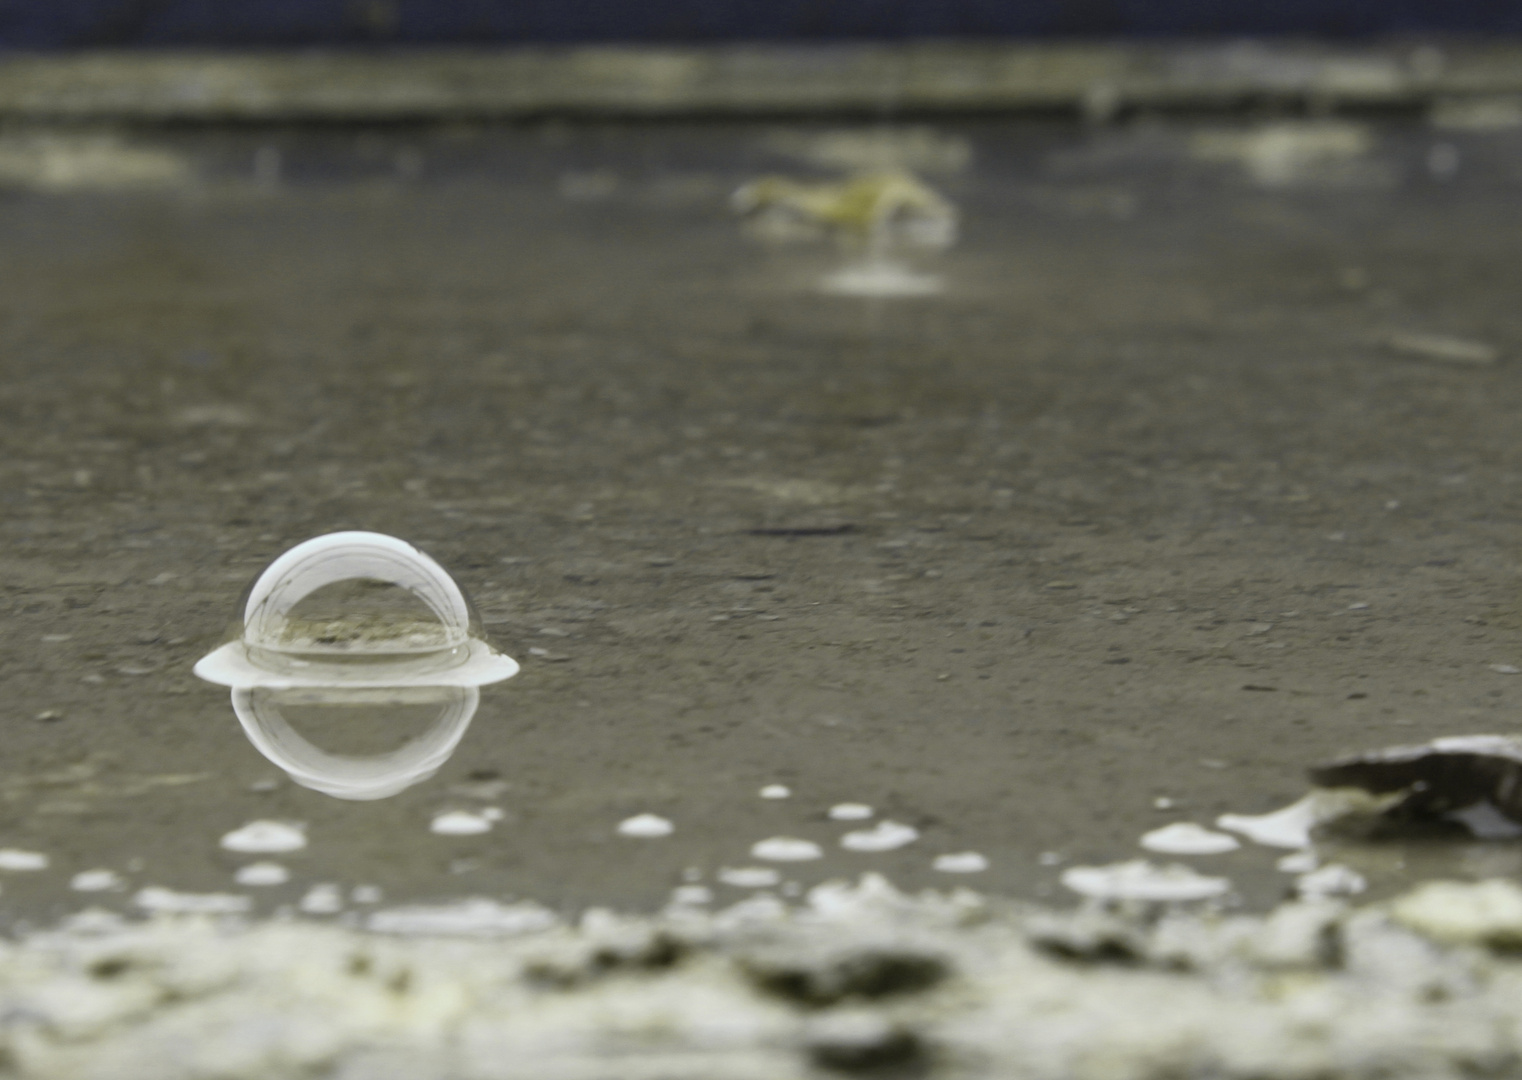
[3,117,1522,927]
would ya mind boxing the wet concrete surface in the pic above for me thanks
[3,117,1522,926]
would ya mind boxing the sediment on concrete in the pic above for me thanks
[2,41,1522,121]
[5,875,1522,1079]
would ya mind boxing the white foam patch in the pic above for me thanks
[366,899,558,937]
[752,837,823,862]
[235,862,290,887]
[300,884,343,914]
[818,261,943,298]
[1277,851,1319,874]
[718,866,782,888]
[1448,801,1522,840]
[759,784,791,799]
[0,848,48,871]
[70,869,123,892]
[1061,860,1230,902]
[134,887,251,914]
[841,820,919,852]
[933,852,989,874]
[220,820,307,853]
[617,813,674,838]
[1217,788,1394,849]
[670,885,713,906]
[430,810,494,836]
[1140,822,1241,855]
[828,803,874,821]
[1296,864,1368,899]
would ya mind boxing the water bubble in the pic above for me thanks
[195,533,519,802]
[236,686,480,801]
[194,531,518,691]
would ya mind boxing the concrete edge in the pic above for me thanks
[2,40,1522,121]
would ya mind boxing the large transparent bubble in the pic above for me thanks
[194,531,518,689]
[194,532,517,800]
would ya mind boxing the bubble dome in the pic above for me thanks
[193,531,520,690]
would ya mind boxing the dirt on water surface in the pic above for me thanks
[2,117,1522,930]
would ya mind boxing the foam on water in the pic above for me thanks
[235,862,290,887]
[70,869,123,892]
[1140,822,1241,855]
[221,820,307,853]
[1217,788,1393,849]
[430,810,494,836]
[135,886,252,914]
[933,852,989,873]
[818,261,942,298]
[759,784,791,799]
[300,884,343,914]
[0,849,48,871]
[752,837,823,862]
[1296,863,1367,899]
[1061,860,1230,902]
[828,803,874,821]
[617,813,675,838]
[718,866,782,888]
[840,820,919,852]
[365,898,558,937]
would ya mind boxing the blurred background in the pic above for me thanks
[2,0,1522,48]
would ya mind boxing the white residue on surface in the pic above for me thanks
[299,884,343,915]
[1217,788,1394,849]
[718,866,782,888]
[1295,863,1367,899]
[134,887,251,915]
[933,851,989,874]
[70,870,124,892]
[430,810,494,836]
[670,885,714,906]
[1140,822,1241,855]
[1189,121,1377,187]
[751,837,823,862]
[234,862,290,887]
[1448,801,1522,839]
[1390,879,1522,945]
[617,813,674,838]
[0,134,191,192]
[1061,860,1230,902]
[0,849,48,871]
[818,262,943,298]
[220,820,307,853]
[828,803,874,821]
[1385,331,1499,366]
[759,784,792,799]
[1277,850,1319,874]
[366,898,558,937]
[840,820,919,852]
